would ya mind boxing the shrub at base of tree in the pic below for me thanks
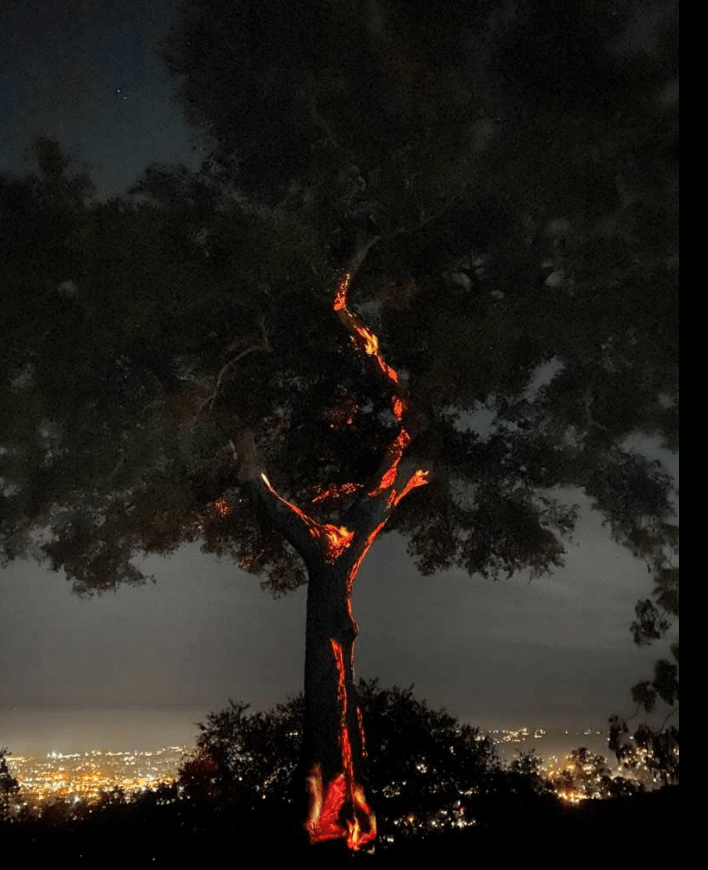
[1,680,678,865]
[177,679,556,844]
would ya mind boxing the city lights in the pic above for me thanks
[2,724,662,814]
[5,747,184,807]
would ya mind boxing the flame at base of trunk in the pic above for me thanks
[305,763,376,851]
[304,638,377,851]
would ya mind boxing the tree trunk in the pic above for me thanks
[233,241,429,851]
[302,557,374,850]
[240,459,426,852]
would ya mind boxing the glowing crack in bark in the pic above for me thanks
[212,497,232,517]
[261,474,354,563]
[252,254,428,852]
[310,482,363,504]
[305,640,376,850]
[392,468,429,506]
[333,271,351,312]
[334,273,399,384]
[391,395,408,421]
[367,429,412,497]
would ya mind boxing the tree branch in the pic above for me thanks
[332,237,430,531]
[659,705,679,732]
[233,428,261,483]
[194,314,272,421]
[344,234,381,281]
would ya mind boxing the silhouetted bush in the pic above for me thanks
[178,679,555,840]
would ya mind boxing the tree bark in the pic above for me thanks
[302,557,372,849]
[239,445,426,851]
[232,238,428,851]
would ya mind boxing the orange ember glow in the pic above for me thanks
[310,482,362,503]
[332,641,354,776]
[306,766,347,843]
[348,521,388,594]
[354,324,380,356]
[368,428,412,497]
[320,524,355,560]
[261,474,353,563]
[391,395,408,421]
[334,281,400,388]
[357,705,367,759]
[213,497,232,517]
[305,640,376,851]
[333,268,421,510]
[373,354,399,383]
[258,263,428,854]
[333,273,351,311]
[393,469,430,505]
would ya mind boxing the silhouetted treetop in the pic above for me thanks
[1,1,677,603]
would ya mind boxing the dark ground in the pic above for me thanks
[1,787,677,868]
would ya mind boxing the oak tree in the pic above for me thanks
[1,0,678,852]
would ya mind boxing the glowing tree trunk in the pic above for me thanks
[236,245,427,851]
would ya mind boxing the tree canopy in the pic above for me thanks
[1,0,677,713]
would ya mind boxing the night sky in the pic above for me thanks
[0,2,678,755]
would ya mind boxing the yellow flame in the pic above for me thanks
[320,525,355,560]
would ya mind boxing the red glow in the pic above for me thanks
[332,640,353,774]
[373,354,399,382]
[357,705,367,759]
[348,521,388,593]
[310,482,362,503]
[334,290,400,387]
[261,474,353,563]
[260,263,429,854]
[333,272,351,311]
[213,497,232,517]
[304,640,376,850]
[305,766,346,843]
[391,395,408,421]
[331,276,425,512]
[354,323,380,356]
[393,469,430,505]
[368,429,412,498]
[320,524,355,560]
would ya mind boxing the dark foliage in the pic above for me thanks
[547,746,643,801]
[178,680,555,839]
[609,715,679,786]
[0,748,20,820]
